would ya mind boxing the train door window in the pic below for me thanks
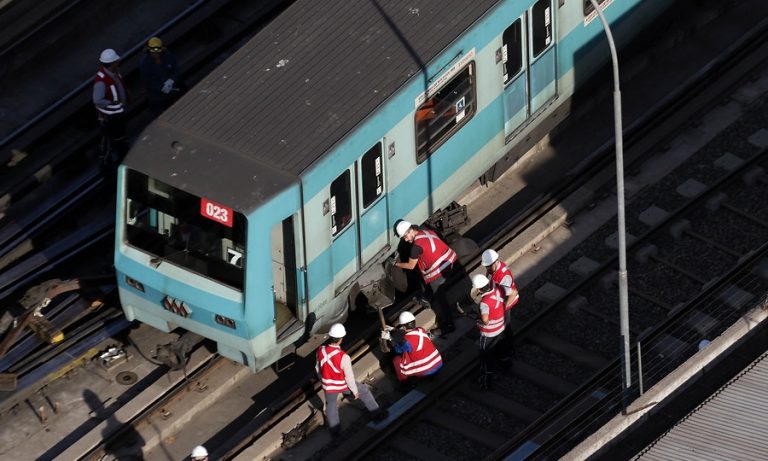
[583,0,608,16]
[415,63,476,162]
[360,143,383,209]
[531,0,553,59]
[330,169,352,236]
[502,19,523,84]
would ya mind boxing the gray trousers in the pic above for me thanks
[324,383,379,428]
[479,333,504,376]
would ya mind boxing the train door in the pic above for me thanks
[355,142,388,263]
[502,0,556,137]
[272,215,302,337]
[329,142,388,290]
[330,166,359,288]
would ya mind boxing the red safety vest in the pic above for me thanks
[477,283,505,337]
[317,345,349,393]
[94,66,126,115]
[398,327,443,377]
[413,229,457,284]
[487,260,519,310]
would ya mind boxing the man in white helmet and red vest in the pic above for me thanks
[390,311,443,388]
[92,48,130,171]
[394,219,457,336]
[482,249,519,350]
[316,323,388,435]
[471,273,506,390]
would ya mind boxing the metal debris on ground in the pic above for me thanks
[282,407,322,449]
[99,346,129,369]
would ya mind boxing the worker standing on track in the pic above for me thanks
[140,37,182,117]
[388,311,443,390]
[471,274,506,390]
[394,220,458,337]
[316,323,388,436]
[93,48,129,171]
[482,249,519,354]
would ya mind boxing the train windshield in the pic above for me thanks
[124,169,246,290]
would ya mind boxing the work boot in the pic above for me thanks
[370,408,389,422]
[399,379,417,393]
[475,373,491,391]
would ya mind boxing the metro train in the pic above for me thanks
[114,0,671,372]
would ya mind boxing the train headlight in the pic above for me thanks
[215,315,236,329]
[125,276,144,292]
[162,296,191,317]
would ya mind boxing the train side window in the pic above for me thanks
[330,169,352,236]
[361,143,383,209]
[531,0,553,59]
[415,63,476,162]
[583,0,608,16]
[502,19,523,84]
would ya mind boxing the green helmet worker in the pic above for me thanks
[140,36,182,117]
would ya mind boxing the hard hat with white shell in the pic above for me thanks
[481,249,499,267]
[395,220,412,238]
[398,311,416,325]
[99,48,120,64]
[471,273,490,289]
[191,445,208,458]
[329,323,346,338]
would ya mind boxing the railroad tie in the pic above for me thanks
[0,373,17,391]
[28,316,64,345]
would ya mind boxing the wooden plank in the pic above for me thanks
[0,373,17,391]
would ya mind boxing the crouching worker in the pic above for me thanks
[316,323,388,436]
[389,311,443,389]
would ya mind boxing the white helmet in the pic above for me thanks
[481,249,499,267]
[329,323,346,338]
[396,220,412,238]
[471,273,490,289]
[99,48,120,64]
[191,445,208,458]
[398,311,416,325]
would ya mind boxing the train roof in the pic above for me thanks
[125,0,499,210]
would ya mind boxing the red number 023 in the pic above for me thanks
[200,198,234,227]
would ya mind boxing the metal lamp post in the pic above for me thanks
[589,0,632,408]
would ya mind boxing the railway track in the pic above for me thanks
[341,150,767,461]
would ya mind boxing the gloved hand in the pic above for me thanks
[161,79,175,94]
[380,329,391,341]
[391,327,406,346]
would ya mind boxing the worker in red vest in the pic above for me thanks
[92,48,130,171]
[394,220,457,336]
[389,311,443,389]
[316,323,388,435]
[471,274,506,390]
[482,249,519,354]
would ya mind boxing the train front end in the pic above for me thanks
[114,168,259,363]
